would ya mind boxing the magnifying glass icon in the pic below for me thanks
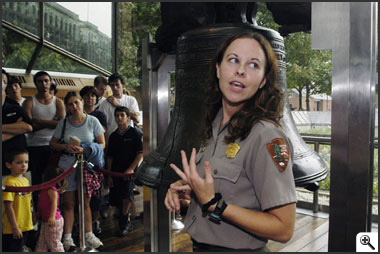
[360,235,375,250]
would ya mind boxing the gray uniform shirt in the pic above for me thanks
[184,109,297,250]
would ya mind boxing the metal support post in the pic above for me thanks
[142,34,176,251]
[313,142,320,213]
[75,153,97,252]
[312,2,377,251]
[313,189,319,213]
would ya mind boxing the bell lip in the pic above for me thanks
[294,167,329,187]
[179,22,281,41]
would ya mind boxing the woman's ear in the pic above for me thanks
[259,77,267,89]
[216,64,220,79]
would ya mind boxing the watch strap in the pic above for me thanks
[201,193,222,217]
[208,199,227,224]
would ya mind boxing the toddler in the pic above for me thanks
[35,167,68,252]
[2,150,35,252]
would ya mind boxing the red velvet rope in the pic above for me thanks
[3,163,135,193]
[3,162,78,193]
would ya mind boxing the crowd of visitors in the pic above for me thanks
[2,69,142,252]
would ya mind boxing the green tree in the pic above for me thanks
[256,2,279,31]
[285,32,332,110]
[257,3,332,111]
[285,32,313,111]
[117,2,161,90]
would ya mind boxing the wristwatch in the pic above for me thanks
[201,193,222,217]
[208,199,227,224]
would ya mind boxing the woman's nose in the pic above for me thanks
[236,65,245,76]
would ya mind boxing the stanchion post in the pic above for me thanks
[77,153,86,251]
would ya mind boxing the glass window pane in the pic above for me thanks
[2,27,38,69]
[46,2,112,71]
[117,2,161,106]
[2,2,41,37]
[34,46,100,75]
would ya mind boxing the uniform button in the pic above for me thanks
[214,169,218,174]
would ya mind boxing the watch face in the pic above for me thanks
[217,200,224,208]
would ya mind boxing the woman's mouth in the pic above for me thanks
[229,81,246,92]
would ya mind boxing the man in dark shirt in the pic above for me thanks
[2,77,33,175]
[106,106,143,236]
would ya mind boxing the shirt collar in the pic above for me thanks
[212,108,230,139]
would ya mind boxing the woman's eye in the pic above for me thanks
[249,62,258,69]
[228,58,238,64]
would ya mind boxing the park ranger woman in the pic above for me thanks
[165,32,297,252]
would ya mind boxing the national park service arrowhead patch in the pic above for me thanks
[266,138,290,172]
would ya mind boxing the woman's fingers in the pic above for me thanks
[203,161,213,183]
[164,188,180,212]
[171,184,192,191]
[189,148,199,177]
[180,150,191,178]
[164,193,173,211]
[164,189,176,211]
[171,189,181,212]
[170,163,188,182]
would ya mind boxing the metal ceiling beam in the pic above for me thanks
[112,2,118,73]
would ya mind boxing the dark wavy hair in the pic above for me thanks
[201,31,284,145]
[33,71,52,85]
[108,72,125,85]
[80,85,99,104]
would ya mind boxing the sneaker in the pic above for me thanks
[85,233,103,249]
[22,245,32,252]
[93,220,102,235]
[120,221,134,237]
[63,237,76,252]
[99,205,109,219]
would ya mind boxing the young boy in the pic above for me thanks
[106,106,143,236]
[2,150,35,252]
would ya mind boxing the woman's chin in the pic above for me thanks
[222,96,248,108]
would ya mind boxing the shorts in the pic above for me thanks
[109,177,134,207]
[58,154,88,193]
[59,154,77,191]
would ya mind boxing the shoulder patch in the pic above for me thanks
[266,138,290,172]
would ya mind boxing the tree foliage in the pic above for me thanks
[2,27,100,75]
[257,3,332,111]
[117,2,161,89]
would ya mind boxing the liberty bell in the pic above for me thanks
[136,3,328,191]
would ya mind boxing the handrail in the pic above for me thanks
[301,134,378,149]
[299,134,378,214]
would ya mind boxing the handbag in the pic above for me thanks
[46,117,67,170]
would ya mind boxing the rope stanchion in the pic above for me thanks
[2,161,78,193]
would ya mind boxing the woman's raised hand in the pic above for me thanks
[170,148,215,205]
[164,179,190,213]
